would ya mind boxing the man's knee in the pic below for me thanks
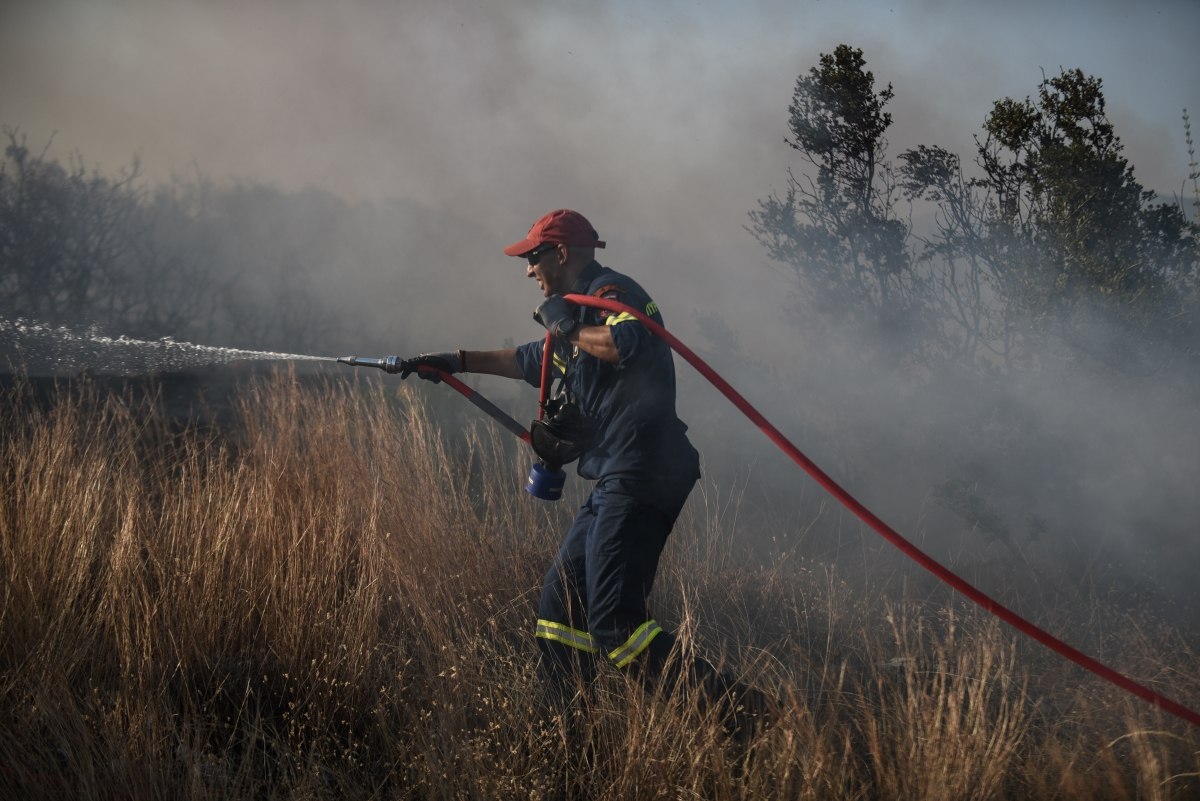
[538,560,588,625]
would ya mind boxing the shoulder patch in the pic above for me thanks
[593,284,628,320]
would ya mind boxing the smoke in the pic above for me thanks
[4,1,1195,236]
[2,0,1199,631]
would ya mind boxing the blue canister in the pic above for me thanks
[526,461,566,501]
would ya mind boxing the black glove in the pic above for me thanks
[400,351,463,380]
[533,295,578,339]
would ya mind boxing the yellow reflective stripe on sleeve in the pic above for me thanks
[607,620,663,667]
[551,352,567,375]
[604,311,639,327]
[645,301,659,316]
[536,619,598,653]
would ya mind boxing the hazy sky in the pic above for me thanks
[3,0,1198,254]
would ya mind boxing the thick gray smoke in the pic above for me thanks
[3,0,1199,635]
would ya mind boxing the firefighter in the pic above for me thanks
[402,209,736,699]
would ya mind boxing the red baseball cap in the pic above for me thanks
[503,209,606,257]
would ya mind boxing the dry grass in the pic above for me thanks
[1,372,1198,799]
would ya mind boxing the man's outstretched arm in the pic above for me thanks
[471,330,619,373]
[463,348,524,379]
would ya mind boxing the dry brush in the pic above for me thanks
[1,373,1197,799]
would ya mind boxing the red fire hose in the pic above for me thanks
[539,331,554,419]
[415,332,559,436]
[415,368,532,445]
[562,293,1200,729]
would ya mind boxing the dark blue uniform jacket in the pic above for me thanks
[515,261,700,497]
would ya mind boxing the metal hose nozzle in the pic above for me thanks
[336,355,404,374]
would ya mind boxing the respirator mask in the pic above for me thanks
[526,394,596,501]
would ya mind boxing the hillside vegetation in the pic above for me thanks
[1,373,1197,799]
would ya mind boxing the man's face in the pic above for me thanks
[525,243,568,297]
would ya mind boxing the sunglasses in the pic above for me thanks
[526,243,558,266]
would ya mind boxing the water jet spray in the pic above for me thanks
[1,316,335,374]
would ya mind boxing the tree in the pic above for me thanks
[0,128,142,328]
[896,143,1006,372]
[748,45,931,372]
[0,131,341,354]
[903,70,1200,377]
[750,51,1200,571]
[0,128,226,343]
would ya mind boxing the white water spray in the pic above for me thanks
[0,317,333,375]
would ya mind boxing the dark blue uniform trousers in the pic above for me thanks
[536,476,696,683]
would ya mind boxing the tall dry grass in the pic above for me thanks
[1,372,1198,799]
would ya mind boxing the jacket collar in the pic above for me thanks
[570,260,604,295]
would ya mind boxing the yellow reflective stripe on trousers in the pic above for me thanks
[536,619,598,653]
[607,620,663,668]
